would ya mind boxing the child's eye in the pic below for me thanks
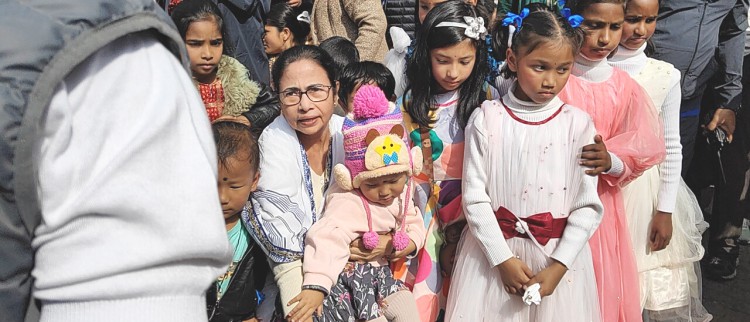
[646,18,656,23]
[625,17,640,24]
[230,185,244,189]
[460,60,472,65]
[612,24,622,30]
[533,65,545,71]
[210,39,223,46]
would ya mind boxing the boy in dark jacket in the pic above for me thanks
[208,121,271,322]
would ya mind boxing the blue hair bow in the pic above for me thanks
[558,0,584,28]
[502,8,529,28]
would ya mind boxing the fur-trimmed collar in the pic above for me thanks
[194,55,260,117]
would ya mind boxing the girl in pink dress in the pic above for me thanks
[557,0,666,321]
[447,6,603,321]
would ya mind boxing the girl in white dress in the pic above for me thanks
[446,7,603,322]
[610,0,710,320]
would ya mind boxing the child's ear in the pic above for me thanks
[250,171,260,192]
[506,48,518,73]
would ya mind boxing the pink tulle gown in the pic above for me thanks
[559,68,665,322]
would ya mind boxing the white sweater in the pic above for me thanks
[609,45,683,213]
[32,34,232,322]
[462,89,603,268]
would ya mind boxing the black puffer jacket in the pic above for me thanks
[383,0,416,46]
[206,240,270,322]
[242,82,281,132]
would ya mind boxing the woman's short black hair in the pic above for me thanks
[271,45,338,91]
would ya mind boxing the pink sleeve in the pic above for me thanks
[602,78,666,186]
[302,197,360,293]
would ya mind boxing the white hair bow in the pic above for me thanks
[296,11,311,24]
[435,16,487,40]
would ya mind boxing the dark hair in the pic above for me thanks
[319,36,360,76]
[266,2,312,46]
[213,121,260,172]
[406,0,489,130]
[171,0,233,55]
[338,62,397,107]
[493,4,585,78]
[272,45,338,91]
[571,0,625,15]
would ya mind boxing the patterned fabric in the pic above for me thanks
[318,262,408,322]
[392,84,497,322]
[198,78,225,122]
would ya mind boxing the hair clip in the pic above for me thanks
[501,8,529,29]
[435,16,487,40]
[296,11,311,24]
[501,8,528,48]
[557,0,583,28]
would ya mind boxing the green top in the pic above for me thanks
[216,220,250,298]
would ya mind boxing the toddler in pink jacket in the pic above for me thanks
[288,85,424,322]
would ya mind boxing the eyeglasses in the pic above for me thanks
[279,85,333,106]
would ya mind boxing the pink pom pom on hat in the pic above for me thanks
[352,84,390,119]
[340,85,408,187]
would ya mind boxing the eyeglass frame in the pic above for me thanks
[278,84,334,106]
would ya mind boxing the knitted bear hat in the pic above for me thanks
[333,85,422,251]
[333,85,422,191]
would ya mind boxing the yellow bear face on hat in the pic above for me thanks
[364,125,409,170]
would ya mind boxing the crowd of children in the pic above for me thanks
[163,0,738,321]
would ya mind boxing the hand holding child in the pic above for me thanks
[497,257,533,295]
[580,135,611,176]
[525,260,568,297]
[287,289,324,322]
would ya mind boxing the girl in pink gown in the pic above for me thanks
[557,0,665,321]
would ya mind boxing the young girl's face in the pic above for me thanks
[218,155,259,224]
[580,3,624,61]
[263,25,289,55]
[507,40,575,104]
[430,39,476,93]
[621,0,658,50]
[360,172,408,206]
[418,0,446,24]
[186,19,223,84]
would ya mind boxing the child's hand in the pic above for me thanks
[525,260,568,297]
[496,257,533,295]
[649,211,673,251]
[580,135,611,176]
[287,289,324,322]
[349,234,394,262]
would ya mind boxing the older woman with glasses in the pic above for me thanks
[245,45,406,320]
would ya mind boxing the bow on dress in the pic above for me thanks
[495,206,567,246]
